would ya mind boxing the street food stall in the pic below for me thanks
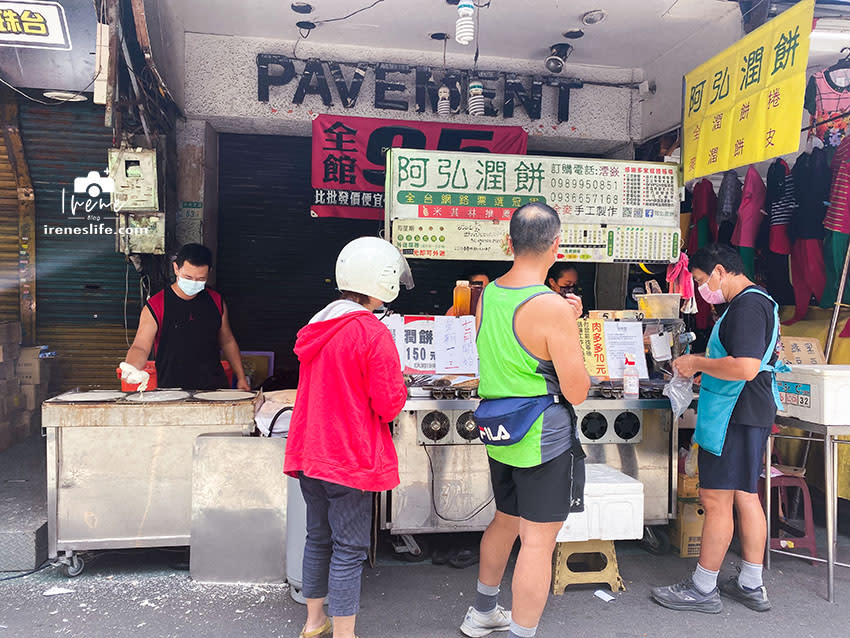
[378,148,684,556]
[42,389,259,576]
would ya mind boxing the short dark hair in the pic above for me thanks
[175,243,213,269]
[547,263,578,283]
[340,290,371,305]
[509,203,561,256]
[689,243,744,276]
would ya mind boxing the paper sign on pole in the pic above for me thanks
[604,322,649,379]
[434,316,479,375]
[682,0,814,182]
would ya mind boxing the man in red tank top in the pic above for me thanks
[121,244,249,391]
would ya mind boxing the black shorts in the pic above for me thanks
[488,447,585,523]
[698,423,770,493]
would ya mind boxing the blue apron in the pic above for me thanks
[694,287,791,456]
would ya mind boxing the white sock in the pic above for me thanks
[738,560,764,589]
[509,621,537,638]
[692,563,719,594]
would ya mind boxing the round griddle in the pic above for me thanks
[192,390,256,401]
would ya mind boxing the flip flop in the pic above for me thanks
[299,618,332,638]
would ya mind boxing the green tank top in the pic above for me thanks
[477,282,575,467]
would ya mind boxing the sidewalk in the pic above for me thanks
[1,536,849,637]
[1,433,849,637]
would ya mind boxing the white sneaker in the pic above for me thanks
[459,605,511,637]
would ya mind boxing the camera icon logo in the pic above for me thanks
[74,171,115,199]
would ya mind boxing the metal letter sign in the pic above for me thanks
[0,1,71,50]
[682,0,813,181]
[386,148,680,264]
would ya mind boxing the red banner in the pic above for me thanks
[310,114,528,220]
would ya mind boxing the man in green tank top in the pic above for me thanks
[459,203,590,638]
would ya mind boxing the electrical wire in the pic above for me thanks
[314,0,386,25]
[423,445,494,522]
[0,0,103,106]
[0,561,54,581]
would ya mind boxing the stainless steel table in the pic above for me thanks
[767,416,850,602]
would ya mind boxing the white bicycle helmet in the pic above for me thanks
[335,237,414,303]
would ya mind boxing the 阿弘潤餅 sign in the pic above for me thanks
[682,0,814,182]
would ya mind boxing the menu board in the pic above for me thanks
[383,315,478,375]
[386,149,680,263]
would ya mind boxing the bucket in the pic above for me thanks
[116,360,234,390]
[116,361,158,391]
[635,293,681,319]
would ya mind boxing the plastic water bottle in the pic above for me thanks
[623,354,640,399]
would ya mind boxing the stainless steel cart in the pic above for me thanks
[43,393,257,576]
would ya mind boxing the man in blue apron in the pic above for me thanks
[652,243,787,614]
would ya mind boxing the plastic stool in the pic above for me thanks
[758,471,818,563]
[552,540,625,594]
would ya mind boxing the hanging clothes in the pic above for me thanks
[687,179,718,254]
[824,137,850,234]
[805,70,850,163]
[766,159,795,254]
[785,149,830,325]
[785,241,826,326]
[821,137,850,310]
[717,170,742,245]
[687,178,718,331]
[732,166,767,279]
[762,159,795,305]
[790,148,830,241]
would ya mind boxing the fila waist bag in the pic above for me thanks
[474,395,559,446]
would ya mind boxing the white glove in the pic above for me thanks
[119,362,150,392]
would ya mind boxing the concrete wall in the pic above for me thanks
[183,33,639,156]
[640,6,744,140]
[175,120,218,277]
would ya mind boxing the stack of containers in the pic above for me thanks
[671,447,704,557]
[0,321,24,451]
[16,345,50,435]
[0,321,52,451]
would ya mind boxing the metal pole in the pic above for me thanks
[825,237,850,361]
[824,433,835,602]
[765,433,772,569]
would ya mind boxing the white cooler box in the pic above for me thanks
[557,463,644,543]
[776,365,850,425]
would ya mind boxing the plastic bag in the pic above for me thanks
[662,372,694,421]
[684,442,699,478]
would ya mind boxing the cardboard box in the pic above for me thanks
[0,321,21,345]
[671,501,705,558]
[678,472,700,501]
[0,361,14,380]
[0,342,20,363]
[0,420,12,453]
[21,384,48,411]
[15,349,50,385]
[11,410,33,441]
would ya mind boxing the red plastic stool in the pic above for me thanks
[758,471,818,563]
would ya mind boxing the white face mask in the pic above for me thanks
[177,276,206,296]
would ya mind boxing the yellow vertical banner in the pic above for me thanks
[683,0,813,181]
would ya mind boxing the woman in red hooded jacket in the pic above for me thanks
[285,237,412,638]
